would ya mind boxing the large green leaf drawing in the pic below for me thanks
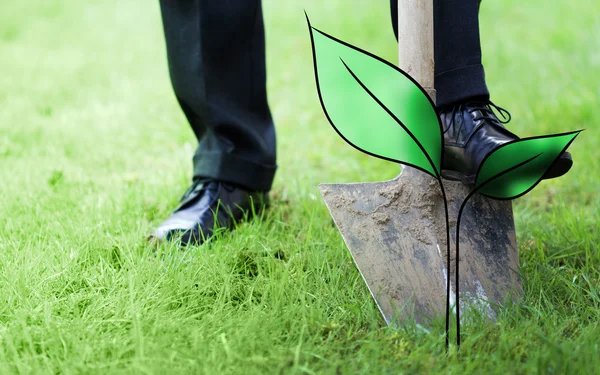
[307,17,442,178]
[474,131,581,199]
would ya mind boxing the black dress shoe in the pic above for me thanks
[439,100,573,185]
[150,179,269,246]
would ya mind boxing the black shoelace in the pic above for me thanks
[442,101,512,136]
[179,178,211,203]
[178,178,238,205]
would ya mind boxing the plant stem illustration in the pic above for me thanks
[454,131,581,346]
[306,15,581,352]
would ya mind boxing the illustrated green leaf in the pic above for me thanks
[307,17,442,178]
[474,131,581,199]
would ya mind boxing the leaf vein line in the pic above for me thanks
[339,57,439,177]
[474,152,543,197]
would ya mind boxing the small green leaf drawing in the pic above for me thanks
[306,15,443,178]
[474,131,581,199]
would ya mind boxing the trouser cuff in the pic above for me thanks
[193,151,277,192]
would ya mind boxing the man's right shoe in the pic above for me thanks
[439,100,573,185]
[149,179,269,246]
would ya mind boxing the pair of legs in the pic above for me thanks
[153,1,572,244]
[158,0,488,192]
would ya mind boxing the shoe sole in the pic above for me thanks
[441,152,573,186]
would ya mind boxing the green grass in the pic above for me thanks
[0,0,599,373]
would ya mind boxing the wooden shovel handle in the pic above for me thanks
[396,0,436,104]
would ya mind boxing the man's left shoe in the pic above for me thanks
[439,100,573,185]
[149,179,269,246]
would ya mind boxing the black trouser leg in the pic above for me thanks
[390,0,490,108]
[159,0,277,192]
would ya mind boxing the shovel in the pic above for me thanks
[317,0,522,328]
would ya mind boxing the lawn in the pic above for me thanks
[0,0,599,373]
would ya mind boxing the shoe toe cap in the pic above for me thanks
[543,151,573,180]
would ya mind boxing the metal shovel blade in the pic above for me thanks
[319,166,522,326]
